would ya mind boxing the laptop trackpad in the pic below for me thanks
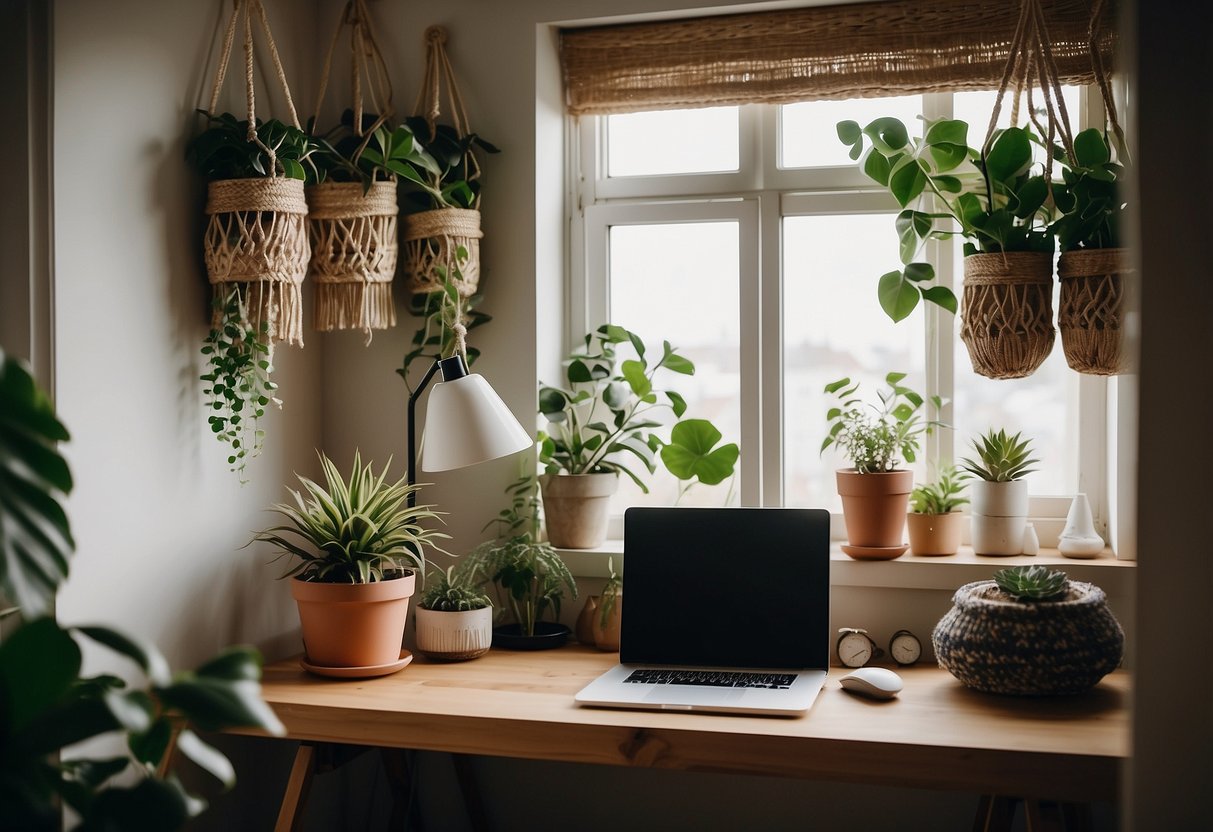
[643,686,745,706]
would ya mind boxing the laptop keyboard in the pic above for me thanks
[623,669,796,690]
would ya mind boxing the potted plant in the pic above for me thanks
[821,372,941,560]
[838,116,1057,379]
[538,324,738,549]
[590,557,623,652]
[307,110,440,337]
[0,349,284,829]
[455,474,578,649]
[414,566,493,661]
[933,565,1123,695]
[959,429,1038,556]
[907,465,969,557]
[253,450,448,675]
[1052,127,1129,375]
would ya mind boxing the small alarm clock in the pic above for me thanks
[889,629,923,666]
[836,628,882,668]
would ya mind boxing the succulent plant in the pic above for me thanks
[960,429,1038,482]
[909,466,969,514]
[419,566,492,612]
[994,565,1068,601]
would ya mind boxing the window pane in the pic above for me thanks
[783,215,926,512]
[608,222,741,511]
[953,86,1082,166]
[780,95,922,169]
[607,107,739,176]
[951,244,1077,496]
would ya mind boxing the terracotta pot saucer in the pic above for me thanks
[841,543,909,561]
[300,650,413,679]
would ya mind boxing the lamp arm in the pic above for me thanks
[407,357,445,510]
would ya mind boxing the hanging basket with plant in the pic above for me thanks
[400,26,500,298]
[306,0,440,340]
[188,0,319,478]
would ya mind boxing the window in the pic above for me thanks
[573,89,1108,535]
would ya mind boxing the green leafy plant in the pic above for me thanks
[0,348,283,830]
[1051,128,1125,251]
[310,109,441,195]
[200,288,280,482]
[960,429,1038,482]
[910,466,969,514]
[253,451,449,584]
[186,111,320,182]
[994,565,1068,601]
[418,565,491,612]
[598,556,621,631]
[838,116,1055,321]
[396,254,491,392]
[538,325,738,495]
[821,372,942,474]
[399,118,500,210]
[455,473,577,636]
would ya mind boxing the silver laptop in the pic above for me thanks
[575,506,830,717]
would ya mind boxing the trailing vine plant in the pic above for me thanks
[200,287,281,481]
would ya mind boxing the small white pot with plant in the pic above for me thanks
[415,566,494,661]
[960,430,1038,556]
[538,324,738,548]
[907,465,968,556]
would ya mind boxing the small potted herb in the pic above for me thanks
[822,372,941,559]
[933,566,1123,695]
[959,429,1037,556]
[253,451,448,675]
[538,324,738,549]
[590,557,623,652]
[907,466,968,557]
[415,566,493,662]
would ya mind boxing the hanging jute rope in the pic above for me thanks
[203,0,308,348]
[402,26,484,298]
[307,0,399,341]
[1056,0,1128,376]
[960,0,1062,380]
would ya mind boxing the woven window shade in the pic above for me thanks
[560,0,1115,116]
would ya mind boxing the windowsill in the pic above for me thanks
[557,540,1134,595]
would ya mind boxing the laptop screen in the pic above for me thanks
[619,507,830,670]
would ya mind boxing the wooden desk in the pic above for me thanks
[251,646,1128,805]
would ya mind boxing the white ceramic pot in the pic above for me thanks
[970,480,1028,556]
[415,606,493,661]
[538,473,619,549]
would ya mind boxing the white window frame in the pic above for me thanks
[569,90,1112,541]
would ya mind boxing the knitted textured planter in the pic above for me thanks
[933,580,1123,696]
[1057,248,1129,376]
[960,252,1055,380]
[402,208,482,297]
[306,181,399,337]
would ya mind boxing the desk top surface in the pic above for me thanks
[255,646,1129,802]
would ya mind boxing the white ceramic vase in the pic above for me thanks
[415,606,493,661]
[1058,493,1104,558]
[970,480,1028,556]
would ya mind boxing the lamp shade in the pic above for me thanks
[420,372,532,472]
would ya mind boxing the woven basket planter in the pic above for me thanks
[306,181,399,336]
[204,177,309,347]
[959,252,1055,380]
[1057,247,1128,376]
[402,208,482,297]
[933,579,1123,696]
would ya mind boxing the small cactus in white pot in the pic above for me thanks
[415,567,493,661]
[960,429,1037,556]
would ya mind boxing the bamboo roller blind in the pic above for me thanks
[559,0,1115,116]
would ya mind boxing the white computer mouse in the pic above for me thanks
[839,667,903,700]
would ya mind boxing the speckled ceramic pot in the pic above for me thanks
[933,579,1123,696]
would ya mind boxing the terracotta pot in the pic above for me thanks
[575,596,600,646]
[591,591,622,652]
[907,512,963,556]
[539,473,619,548]
[970,480,1028,556]
[836,469,912,549]
[415,606,493,662]
[933,579,1123,695]
[291,571,415,668]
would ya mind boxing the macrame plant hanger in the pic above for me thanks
[401,26,485,299]
[959,0,1072,381]
[203,0,309,349]
[307,0,399,343]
